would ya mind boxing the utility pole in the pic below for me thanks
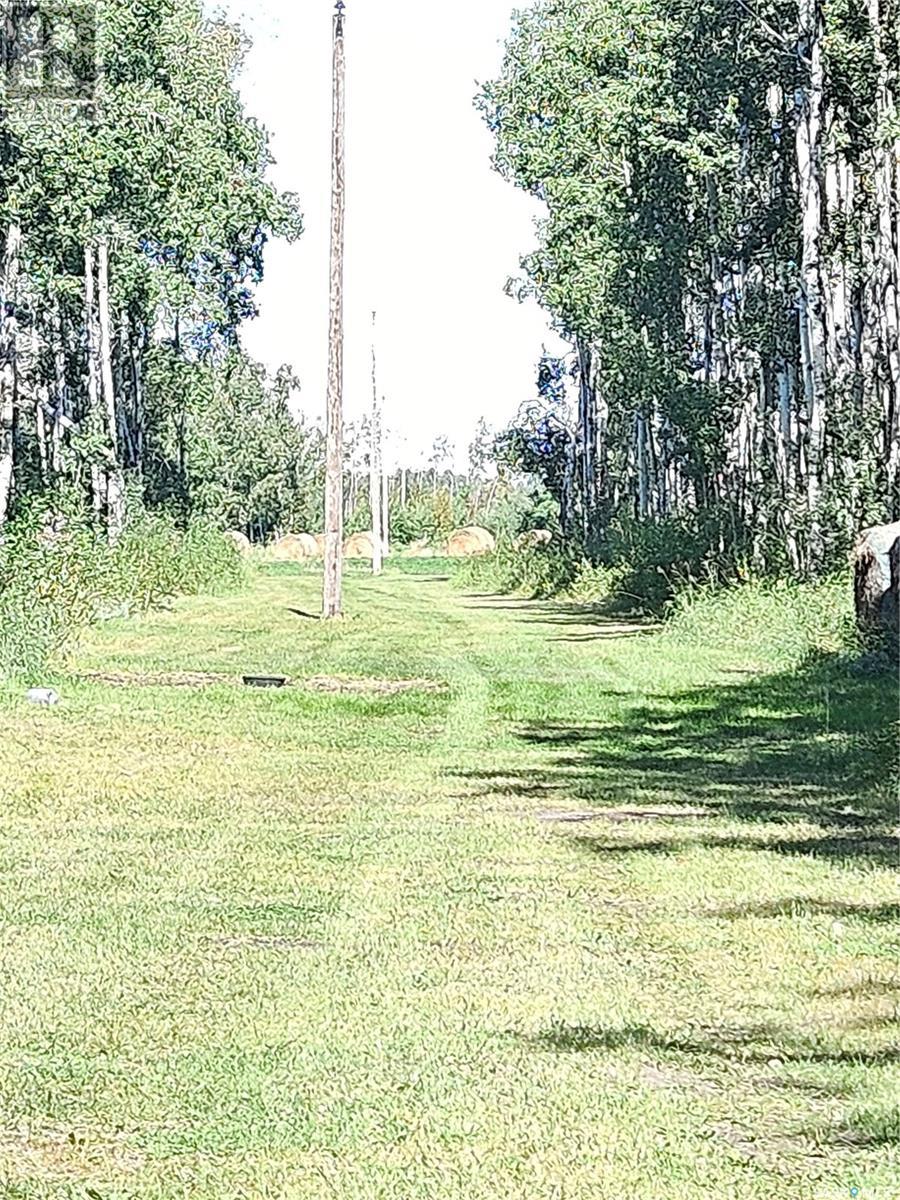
[323,0,347,618]
[370,312,383,575]
[381,408,390,557]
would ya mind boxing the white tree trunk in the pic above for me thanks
[84,243,105,518]
[51,302,67,477]
[636,413,650,520]
[796,0,828,568]
[97,236,126,542]
[868,0,900,501]
[31,326,49,483]
[0,223,21,526]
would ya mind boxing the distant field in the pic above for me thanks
[0,566,896,1199]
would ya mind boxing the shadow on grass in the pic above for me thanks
[711,900,900,922]
[530,1021,900,1068]
[461,650,899,867]
[393,575,452,584]
[464,596,660,642]
[287,608,321,621]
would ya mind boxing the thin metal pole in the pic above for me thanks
[323,0,347,618]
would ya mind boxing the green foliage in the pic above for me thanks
[110,510,245,611]
[664,576,853,668]
[481,0,900,583]
[456,540,578,599]
[459,507,749,611]
[0,494,108,679]
[387,489,468,546]
[0,494,243,680]
[600,510,745,611]
[145,350,324,538]
[345,496,372,537]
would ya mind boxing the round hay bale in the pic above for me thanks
[515,529,553,551]
[854,521,900,634]
[269,533,319,563]
[344,531,376,559]
[314,534,327,557]
[446,525,496,558]
[224,530,252,555]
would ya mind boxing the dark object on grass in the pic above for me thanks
[243,675,288,689]
[854,521,900,639]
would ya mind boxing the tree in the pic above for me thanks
[0,0,301,537]
[481,0,899,581]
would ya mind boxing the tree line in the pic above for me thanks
[482,0,899,578]
[0,0,302,540]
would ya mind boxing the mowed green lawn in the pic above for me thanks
[0,564,896,1199]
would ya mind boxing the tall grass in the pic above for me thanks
[455,541,601,599]
[664,574,855,669]
[0,498,244,680]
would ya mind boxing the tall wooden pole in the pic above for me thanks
[370,311,383,575]
[381,409,390,557]
[323,0,347,618]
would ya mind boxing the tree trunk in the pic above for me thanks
[636,413,650,520]
[796,0,828,569]
[0,222,21,526]
[576,337,597,548]
[130,313,144,473]
[868,0,900,506]
[31,326,49,484]
[323,2,346,618]
[97,235,125,542]
[84,242,105,518]
[51,302,67,477]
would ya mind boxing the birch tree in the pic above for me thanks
[482,0,899,580]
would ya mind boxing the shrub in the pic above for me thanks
[455,540,574,598]
[109,513,244,611]
[0,497,244,681]
[664,575,851,669]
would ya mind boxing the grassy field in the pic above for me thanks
[0,562,896,1199]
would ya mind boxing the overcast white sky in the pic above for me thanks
[208,0,567,470]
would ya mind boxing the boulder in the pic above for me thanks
[854,521,900,635]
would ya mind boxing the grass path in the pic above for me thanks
[0,565,896,1199]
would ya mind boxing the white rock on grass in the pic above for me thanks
[26,688,60,706]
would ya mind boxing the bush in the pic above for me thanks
[455,540,579,599]
[0,496,245,681]
[109,512,244,611]
[599,510,743,612]
[664,575,851,669]
[0,494,104,679]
